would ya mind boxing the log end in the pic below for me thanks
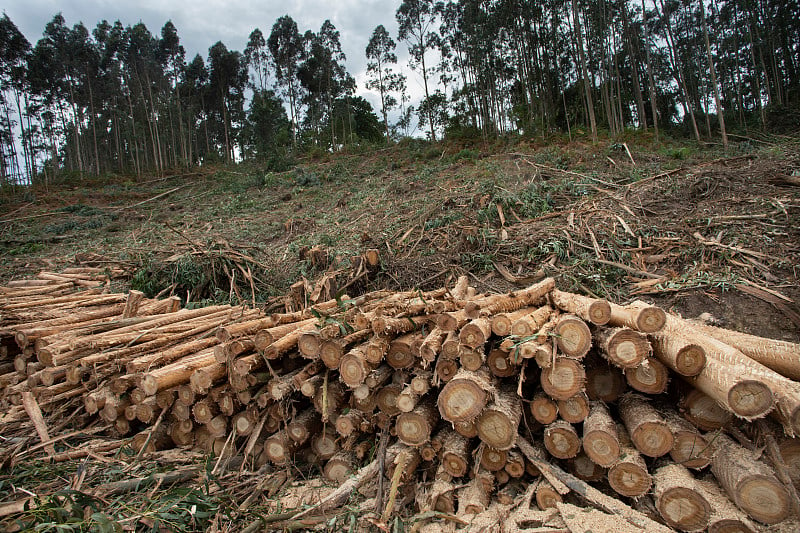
[736,474,791,524]
[727,380,774,419]
[657,486,712,532]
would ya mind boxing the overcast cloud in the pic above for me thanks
[3,0,430,127]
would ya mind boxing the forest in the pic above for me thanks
[0,0,798,185]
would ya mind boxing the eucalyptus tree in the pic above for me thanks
[207,41,247,162]
[244,29,271,93]
[396,0,441,140]
[298,20,354,148]
[365,25,407,142]
[0,14,31,184]
[268,15,305,146]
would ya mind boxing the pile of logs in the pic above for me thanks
[2,270,800,531]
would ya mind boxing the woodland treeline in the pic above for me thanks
[0,0,798,185]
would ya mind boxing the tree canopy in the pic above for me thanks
[0,1,797,185]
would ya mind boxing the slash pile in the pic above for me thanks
[2,270,800,531]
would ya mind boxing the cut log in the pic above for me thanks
[653,463,711,532]
[535,479,563,510]
[557,392,589,423]
[376,383,403,416]
[491,307,538,337]
[608,426,652,498]
[287,409,321,445]
[544,419,581,459]
[476,386,522,450]
[779,437,800,490]
[323,451,354,483]
[459,317,491,349]
[510,305,553,337]
[553,314,592,358]
[540,357,585,400]
[596,327,650,369]
[433,358,458,387]
[569,452,606,482]
[437,369,494,423]
[696,478,758,533]
[586,363,627,402]
[310,427,339,461]
[709,432,790,524]
[530,392,558,425]
[335,409,367,437]
[419,326,446,363]
[582,401,620,468]
[680,388,732,431]
[440,429,470,477]
[385,333,419,369]
[688,322,800,381]
[457,469,494,515]
[338,346,377,388]
[312,379,344,422]
[625,356,669,394]
[503,450,525,478]
[550,289,611,325]
[396,400,437,446]
[263,429,296,465]
[619,393,674,458]
[683,354,774,422]
[650,331,706,377]
[137,347,217,396]
[608,301,666,333]
[458,346,485,371]
[662,408,712,469]
[479,444,507,472]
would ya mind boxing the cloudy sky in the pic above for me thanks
[3,0,430,128]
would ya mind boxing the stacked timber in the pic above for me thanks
[1,271,800,529]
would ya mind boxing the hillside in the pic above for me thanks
[2,133,799,340]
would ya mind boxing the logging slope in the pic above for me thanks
[2,134,798,342]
